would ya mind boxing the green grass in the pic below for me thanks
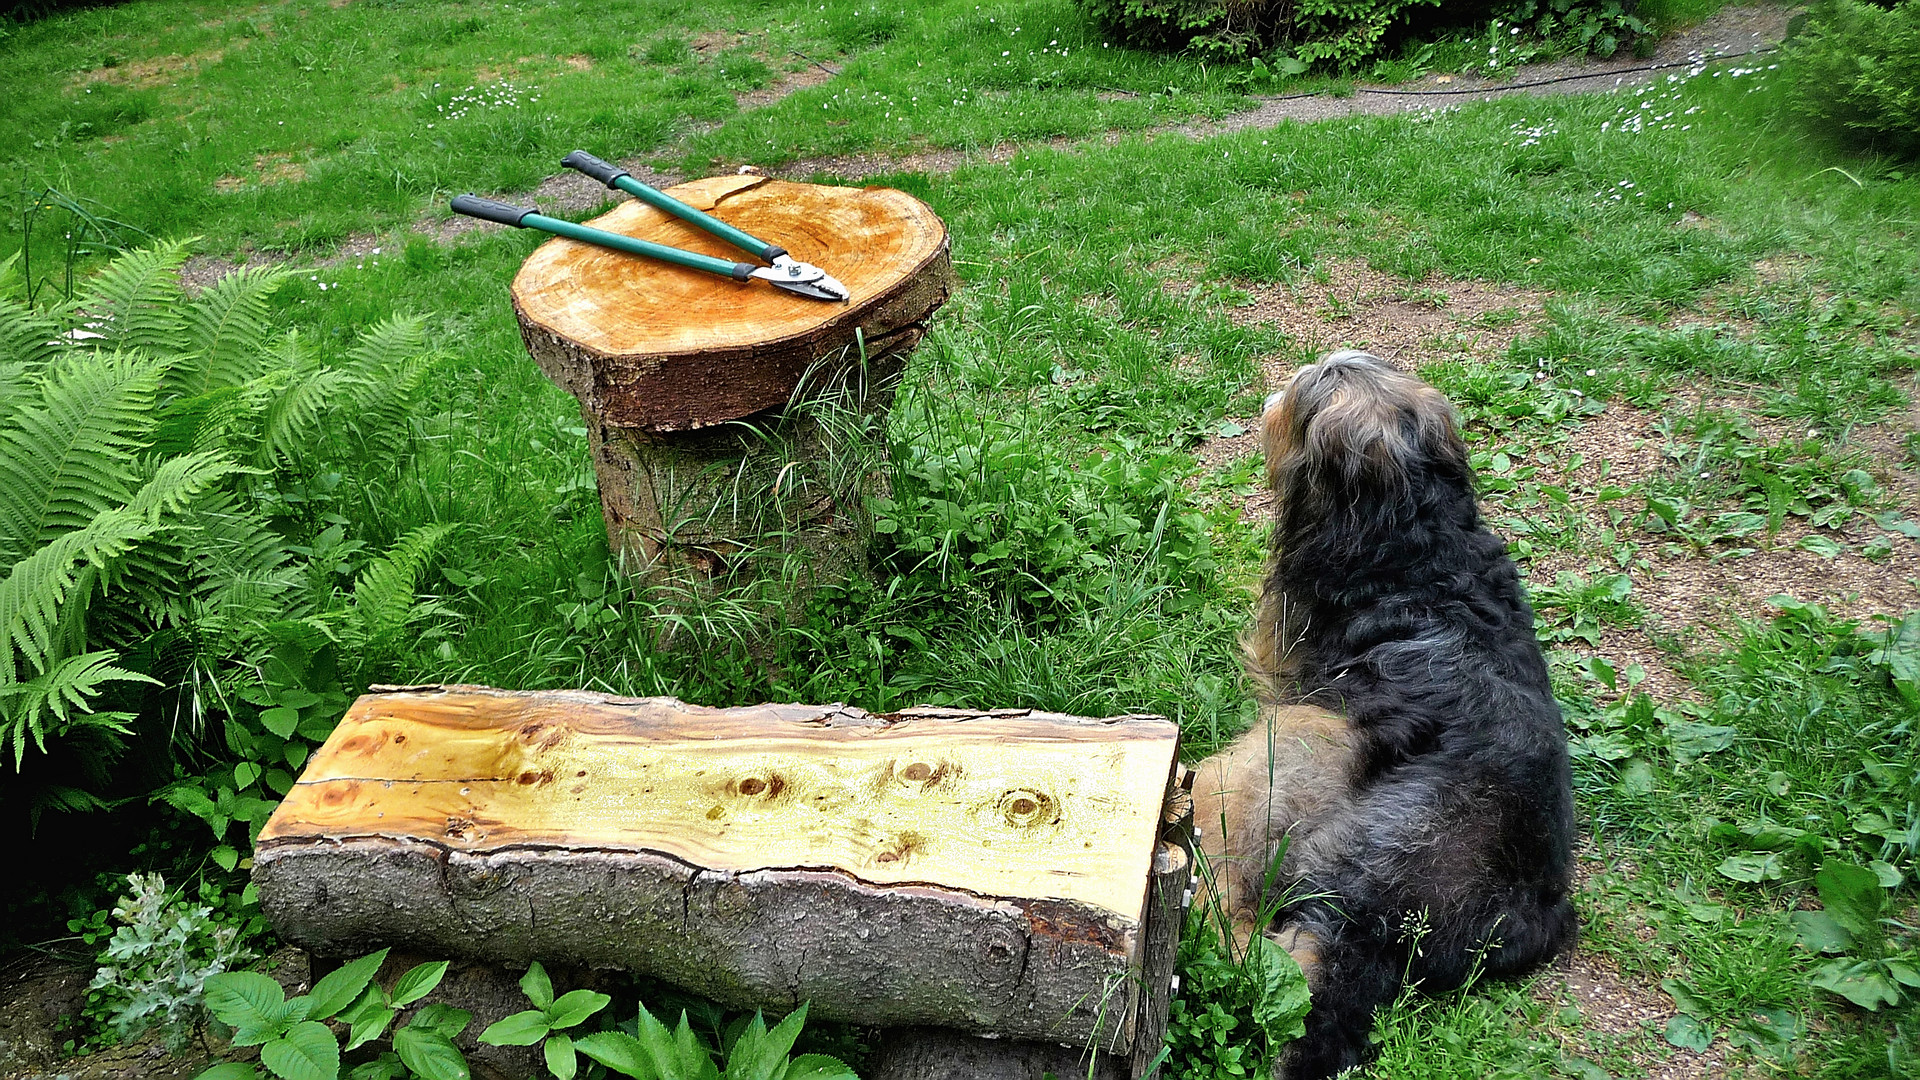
[7,0,1920,1073]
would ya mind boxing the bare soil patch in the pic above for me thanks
[737,63,836,110]
[72,49,225,89]
[1533,949,1741,1080]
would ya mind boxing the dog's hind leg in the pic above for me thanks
[1190,706,1356,952]
[1270,908,1400,1080]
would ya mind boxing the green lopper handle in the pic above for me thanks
[562,150,786,264]
[450,194,756,281]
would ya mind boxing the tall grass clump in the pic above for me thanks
[1783,0,1920,160]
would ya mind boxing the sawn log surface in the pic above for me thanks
[510,174,952,431]
[254,686,1181,1051]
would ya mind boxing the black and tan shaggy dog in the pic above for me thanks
[1192,350,1576,1079]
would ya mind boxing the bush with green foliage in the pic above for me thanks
[0,240,444,854]
[1076,0,1641,65]
[1784,0,1920,160]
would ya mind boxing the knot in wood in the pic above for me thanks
[998,789,1059,829]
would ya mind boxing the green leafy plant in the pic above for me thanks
[197,948,468,1080]
[81,872,256,1051]
[0,238,442,835]
[477,961,610,1080]
[1792,860,1920,1010]
[575,1001,855,1080]
[1784,0,1920,159]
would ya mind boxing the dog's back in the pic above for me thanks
[1227,351,1575,1078]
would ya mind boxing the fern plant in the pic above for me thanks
[0,239,442,828]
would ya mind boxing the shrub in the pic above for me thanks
[1077,0,1641,65]
[0,239,442,844]
[1784,0,1920,160]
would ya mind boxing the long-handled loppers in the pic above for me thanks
[450,151,849,302]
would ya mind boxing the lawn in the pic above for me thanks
[3,0,1919,1076]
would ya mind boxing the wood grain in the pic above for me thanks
[510,175,953,431]
[262,687,1174,920]
[254,687,1184,1051]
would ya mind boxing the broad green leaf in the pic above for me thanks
[479,1009,551,1047]
[1870,861,1905,888]
[520,961,555,1010]
[194,1065,262,1080]
[1888,960,1920,988]
[211,845,240,872]
[546,989,611,1030]
[1815,861,1885,939]
[1716,852,1783,883]
[345,1004,395,1053]
[1554,1057,1609,1080]
[348,1054,405,1080]
[1661,978,1708,1018]
[306,948,390,1020]
[407,1003,473,1040]
[1810,960,1900,1010]
[260,1021,340,1080]
[204,972,291,1042]
[781,1054,859,1080]
[260,706,301,738]
[394,1026,470,1080]
[1789,910,1854,954]
[1665,721,1737,763]
[391,960,450,1007]
[1726,1007,1801,1062]
[545,1032,577,1080]
[574,1031,651,1077]
[729,1005,808,1080]
[1663,1014,1712,1051]
[1797,534,1844,559]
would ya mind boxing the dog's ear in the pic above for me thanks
[1264,354,1468,516]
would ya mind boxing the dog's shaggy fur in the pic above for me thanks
[1192,351,1576,1079]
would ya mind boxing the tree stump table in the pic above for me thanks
[508,175,954,586]
[253,686,1193,1074]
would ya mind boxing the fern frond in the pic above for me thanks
[0,649,150,766]
[0,295,61,374]
[0,352,164,567]
[342,314,430,386]
[1,510,166,679]
[259,366,358,466]
[66,240,194,357]
[1,451,240,675]
[172,264,297,399]
[348,523,456,646]
[152,384,253,457]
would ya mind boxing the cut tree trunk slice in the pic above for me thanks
[254,686,1185,1056]
[506,174,953,582]
[511,174,953,432]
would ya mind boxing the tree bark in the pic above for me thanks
[507,175,954,584]
[254,686,1182,1054]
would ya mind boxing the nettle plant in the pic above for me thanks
[197,948,467,1080]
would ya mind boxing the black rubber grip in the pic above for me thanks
[562,150,630,189]
[761,244,788,262]
[729,262,756,282]
[450,194,534,227]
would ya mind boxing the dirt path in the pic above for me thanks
[779,4,1795,181]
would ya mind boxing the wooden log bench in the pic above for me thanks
[254,686,1195,1078]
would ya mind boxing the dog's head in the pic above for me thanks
[1262,350,1469,526]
